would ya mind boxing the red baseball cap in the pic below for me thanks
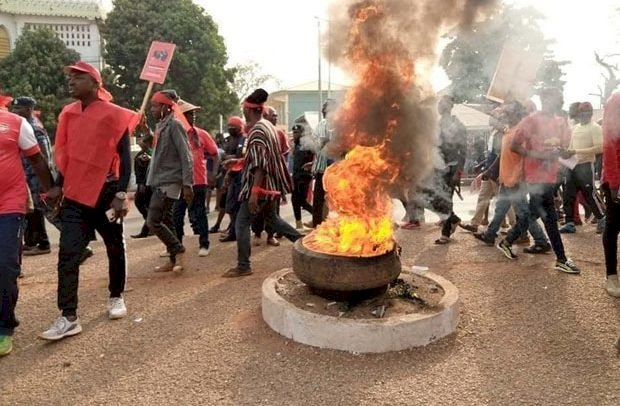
[64,61,102,84]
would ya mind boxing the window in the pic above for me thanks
[87,41,91,47]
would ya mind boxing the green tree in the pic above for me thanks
[440,6,568,103]
[230,61,280,103]
[0,29,79,134]
[101,0,238,130]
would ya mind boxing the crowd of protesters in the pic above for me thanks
[1,59,620,356]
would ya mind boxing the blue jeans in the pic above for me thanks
[0,214,24,336]
[528,183,566,261]
[173,185,209,249]
[485,184,547,245]
[236,200,302,270]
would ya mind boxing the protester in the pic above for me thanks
[307,100,335,228]
[223,88,302,277]
[217,116,246,242]
[290,124,314,229]
[263,106,290,160]
[172,99,218,257]
[559,102,605,234]
[0,105,54,355]
[510,87,580,274]
[461,108,516,233]
[471,101,547,255]
[131,132,154,239]
[40,62,136,341]
[11,97,54,255]
[146,90,194,272]
[601,92,620,297]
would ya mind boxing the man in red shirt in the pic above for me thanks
[0,108,54,356]
[173,99,218,257]
[511,88,580,274]
[601,92,620,296]
[40,62,137,341]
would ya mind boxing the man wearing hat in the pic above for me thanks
[172,99,218,257]
[40,61,138,341]
[11,97,54,256]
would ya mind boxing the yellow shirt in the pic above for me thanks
[569,121,603,164]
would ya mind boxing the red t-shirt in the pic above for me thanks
[513,112,571,184]
[0,112,41,214]
[602,93,620,189]
[190,127,218,186]
[276,129,290,157]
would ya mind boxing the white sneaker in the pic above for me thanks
[40,316,82,341]
[198,247,211,257]
[606,275,620,298]
[159,250,170,258]
[108,297,127,319]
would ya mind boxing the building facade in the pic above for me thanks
[0,0,104,67]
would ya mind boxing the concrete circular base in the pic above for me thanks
[261,268,460,353]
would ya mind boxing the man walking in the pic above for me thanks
[40,61,136,341]
[290,124,314,229]
[223,89,302,277]
[511,88,580,274]
[147,90,194,272]
[0,106,54,355]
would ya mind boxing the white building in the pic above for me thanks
[0,0,104,68]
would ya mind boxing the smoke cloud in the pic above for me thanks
[325,0,499,190]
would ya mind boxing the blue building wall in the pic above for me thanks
[286,90,345,130]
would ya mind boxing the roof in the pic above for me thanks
[0,0,103,19]
[453,104,491,130]
[271,81,350,97]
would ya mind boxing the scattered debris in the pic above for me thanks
[306,303,315,308]
[371,305,386,318]
[133,317,143,323]
[411,265,429,272]
[326,302,338,308]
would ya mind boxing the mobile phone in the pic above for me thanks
[106,208,117,223]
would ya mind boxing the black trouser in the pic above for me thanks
[225,173,242,238]
[0,214,23,336]
[24,209,50,249]
[58,184,126,317]
[147,188,182,257]
[172,185,210,249]
[292,176,313,221]
[563,162,604,224]
[529,183,566,262]
[251,204,275,237]
[602,184,619,277]
[134,185,152,235]
[312,172,326,227]
[418,170,460,237]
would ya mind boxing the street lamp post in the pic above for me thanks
[317,18,323,117]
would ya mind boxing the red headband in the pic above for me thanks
[151,91,176,106]
[243,100,264,110]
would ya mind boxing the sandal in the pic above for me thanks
[434,236,450,245]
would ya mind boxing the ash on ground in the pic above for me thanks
[275,271,444,320]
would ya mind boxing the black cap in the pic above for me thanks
[292,124,304,132]
[12,96,36,108]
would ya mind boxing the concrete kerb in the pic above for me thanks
[261,268,460,354]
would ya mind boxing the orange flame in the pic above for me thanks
[303,3,409,257]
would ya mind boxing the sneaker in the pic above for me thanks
[605,275,620,297]
[173,250,185,272]
[78,246,94,265]
[23,246,51,256]
[596,217,606,235]
[40,316,82,341]
[523,243,552,254]
[496,239,517,260]
[209,225,220,234]
[108,297,127,320]
[159,250,170,258]
[0,335,12,356]
[222,267,253,278]
[199,247,211,257]
[559,222,576,234]
[472,232,494,246]
[555,258,580,274]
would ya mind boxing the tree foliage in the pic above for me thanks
[230,61,280,104]
[440,6,568,103]
[0,29,80,134]
[101,0,238,131]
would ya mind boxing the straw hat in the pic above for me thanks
[177,98,201,113]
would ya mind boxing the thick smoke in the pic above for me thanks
[325,0,498,191]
